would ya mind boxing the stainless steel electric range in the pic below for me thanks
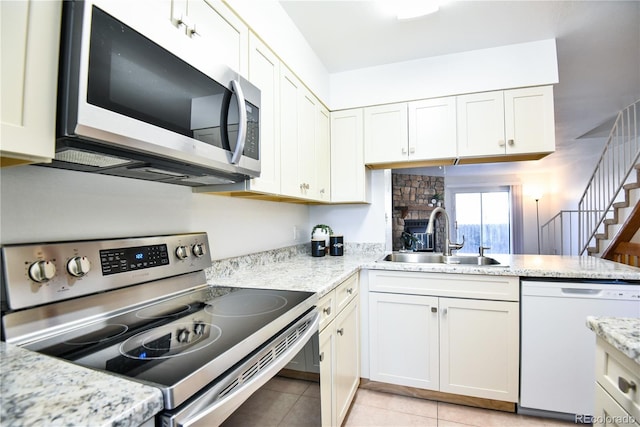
[1,233,318,426]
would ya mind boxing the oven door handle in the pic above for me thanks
[174,310,319,427]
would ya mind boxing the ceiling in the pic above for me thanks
[279,0,640,176]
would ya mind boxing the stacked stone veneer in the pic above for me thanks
[392,173,446,251]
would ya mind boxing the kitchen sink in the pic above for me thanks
[382,252,502,266]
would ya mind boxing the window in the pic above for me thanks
[451,187,513,254]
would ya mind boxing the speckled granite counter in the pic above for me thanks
[0,342,164,426]
[586,317,640,365]
[207,248,640,294]
[365,253,640,281]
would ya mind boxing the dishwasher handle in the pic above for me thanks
[560,288,602,296]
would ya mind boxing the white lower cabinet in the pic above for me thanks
[593,337,640,427]
[319,273,360,427]
[367,271,519,403]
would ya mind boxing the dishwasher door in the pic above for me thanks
[519,280,640,421]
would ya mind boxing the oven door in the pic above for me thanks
[57,0,260,179]
[160,309,319,427]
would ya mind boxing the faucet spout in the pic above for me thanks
[426,207,464,256]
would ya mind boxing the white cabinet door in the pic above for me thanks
[299,89,318,199]
[1,0,61,166]
[315,105,331,201]
[279,67,301,198]
[364,103,408,164]
[456,91,505,158]
[439,297,519,402]
[319,327,335,427]
[180,0,248,76]
[334,297,360,427]
[330,109,368,203]
[247,33,280,194]
[369,292,439,390]
[408,97,457,161]
[504,85,555,156]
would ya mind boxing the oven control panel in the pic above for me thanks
[1,233,211,310]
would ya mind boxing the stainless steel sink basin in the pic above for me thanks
[382,252,501,266]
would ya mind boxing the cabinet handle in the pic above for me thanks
[346,288,353,295]
[431,307,437,313]
[442,308,448,315]
[507,139,514,146]
[322,306,331,315]
[498,139,506,147]
[188,24,200,38]
[337,328,344,336]
[618,377,637,393]
[319,352,324,362]
[402,147,407,154]
[409,146,415,154]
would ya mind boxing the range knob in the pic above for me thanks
[175,245,191,260]
[28,260,56,283]
[176,328,190,343]
[192,243,207,258]
[67,256,91,277]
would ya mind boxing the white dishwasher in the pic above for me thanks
[519,279,640,422]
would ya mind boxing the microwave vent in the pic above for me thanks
[55,149,132,168]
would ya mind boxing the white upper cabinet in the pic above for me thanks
[457,86,555,161]
[504,86,555,156]
[316,106,331,202]
[363,103,408,165]
[246,33,280,194]
[408,97,457,162]
[1,0,62,166]
[279,66,302,198]
[171,0,248,76]
[331,109,369,203]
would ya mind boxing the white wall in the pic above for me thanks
[309,169,388,245]
[329,39,559,110]
[0,166,309,260]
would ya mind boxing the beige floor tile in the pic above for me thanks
[344,402,438,426]
[437,402,576,427]
[221,388,299,426]
[303,382,321,398]
[352,388,438,419]
[281,395,322,426]
[263,376,315,395]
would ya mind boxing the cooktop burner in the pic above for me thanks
[120,321,222,360]
[136,303,194,319]
[205,292,288,317]
[65,324,129,346]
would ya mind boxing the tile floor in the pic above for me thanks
[222,376,578,426]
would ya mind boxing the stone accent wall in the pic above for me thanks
[392,173,445,251]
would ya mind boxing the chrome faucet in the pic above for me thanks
[426,207,465,256]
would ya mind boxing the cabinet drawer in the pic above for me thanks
[368,270,518,301]
[335,273,359,312]
[317,291,336,332]
[596,337,640,422]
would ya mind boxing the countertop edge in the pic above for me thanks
[586,316,640,365]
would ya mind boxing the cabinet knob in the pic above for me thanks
[319,352,324,362]
[431,307,437,313]
[507,139,515,146]
[498,139,506,147]
[322,306,331,315]
[409,146,415,154]
[402,147,407,154]
[618,376,637,393]
[346,288,353,295]
[188,24,200,38]
[337,328,344,336]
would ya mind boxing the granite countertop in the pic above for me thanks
[586,317,640,365]
[363,253,640,281]
[0,342,164,427]
[3,245,639,427]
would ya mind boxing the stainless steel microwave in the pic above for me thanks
[46,0,260,187]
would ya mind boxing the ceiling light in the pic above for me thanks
[379,0,443,20]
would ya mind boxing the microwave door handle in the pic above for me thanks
[229,79,247,165]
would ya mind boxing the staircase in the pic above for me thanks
[579,100,639,257]
[541,100,640,257]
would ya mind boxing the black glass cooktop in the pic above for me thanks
[25,287,315,389]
